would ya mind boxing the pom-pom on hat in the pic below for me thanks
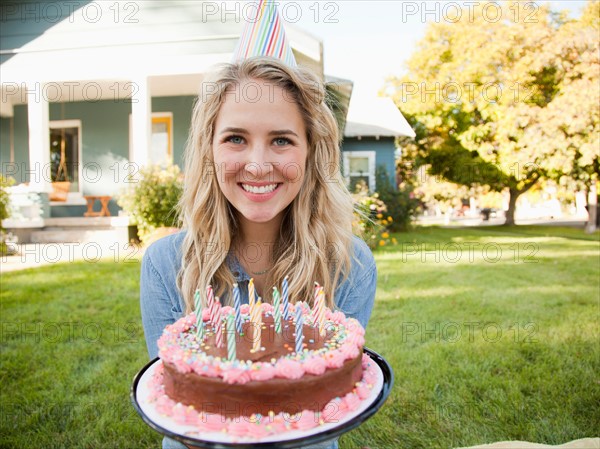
[231,0,297,67]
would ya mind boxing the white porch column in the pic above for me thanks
[27,82,51,192]
[131,76,151,168]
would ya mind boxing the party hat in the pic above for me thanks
[231,0,297,67]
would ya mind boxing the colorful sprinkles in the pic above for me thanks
[157,301,365,384]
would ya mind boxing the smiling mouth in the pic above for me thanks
[240,183,280,194]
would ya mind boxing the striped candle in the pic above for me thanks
[250,299,262,352]
[281,276,290,320]
[248,278,256,310]
[231,0,297,67]
[233,283,243,334]
[313,287,326,337]
[226,314,236,361]
[214,298,223,348]
[272,286,282,334]
[194,289,205,340]
[294,305,304,354]
[207,285,219,327]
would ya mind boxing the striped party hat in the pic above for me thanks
[231,0,297,67]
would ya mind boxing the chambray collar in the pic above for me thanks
[227,253,251,283]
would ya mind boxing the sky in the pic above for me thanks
[278,0,588,100]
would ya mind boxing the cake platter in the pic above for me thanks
[131,347,393,448]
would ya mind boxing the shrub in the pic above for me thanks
[375,165,418,231]
[116,163,183,243]
[0,175,14,228]
[352,182,396,250]
[0,175,16,256]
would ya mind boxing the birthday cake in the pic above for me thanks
[147,284,378,437]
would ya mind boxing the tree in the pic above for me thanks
[388,1,599,226]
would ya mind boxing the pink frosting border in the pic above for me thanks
[146,353,379,440]
[157,302,366,384]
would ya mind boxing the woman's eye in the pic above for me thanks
[227,135,244,144]
[273,137,291,146]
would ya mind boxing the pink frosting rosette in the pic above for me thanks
[172,403,199,425]
[275,358,304,379]
[265,415,289,433]
[355,382,372,400]
[261,302,274,314]
[322,397,346,423]
[361,353,371,369]
[293,410,320,430]
[227,418,252,437]
[222,367,252,384]
[303,355,327,375]
[342,392,361,411]
[155,395,176,415]
[249,362,277,381]
[324,350,346,369]
[198,412,227,432]
[192,360,220,377]
[340,341,360,359]
[221,306,234,316]
[243,420,271,438]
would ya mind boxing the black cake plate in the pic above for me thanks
[130,347,393,448]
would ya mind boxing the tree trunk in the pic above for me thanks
[504,188,520,226]
[585,183,598,233]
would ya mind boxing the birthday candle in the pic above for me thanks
[250,299,262,352]
[207,285,219,326]
[281,276,290,320]
[295,305,304,354]
[313,287,326,337]
[313,281,320,305]
[233,283,243,334]
[248,278,256,310]
[273,286,282,334]
[214,297,223,348]
[194,289,205,339]
[226,313,236,361]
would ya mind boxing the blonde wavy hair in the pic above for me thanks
[177,56,356,312]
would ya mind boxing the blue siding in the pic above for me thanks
[1,105,29,182]
[0,117,10,168]
[152,96,195,167]
[5,95,195,217]
[341,136,396,189]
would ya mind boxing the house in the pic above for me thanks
[342,95,415,192]
[0,1,414,242]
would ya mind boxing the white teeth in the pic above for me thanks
[241,183,278,194]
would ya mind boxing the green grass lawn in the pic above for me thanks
[1,226,598,449]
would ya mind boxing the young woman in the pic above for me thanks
[140,56,377,449]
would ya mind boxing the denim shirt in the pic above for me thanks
[140,231,377,449]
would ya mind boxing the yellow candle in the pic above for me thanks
[251,299,262,352]
[248,278,255,310]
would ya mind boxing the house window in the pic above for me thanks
[150,113,173,164]
[343,151,376,192]
[49,120,82,195]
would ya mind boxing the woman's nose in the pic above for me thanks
[244,145,274,179]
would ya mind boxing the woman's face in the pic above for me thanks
[212,79,309,229]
